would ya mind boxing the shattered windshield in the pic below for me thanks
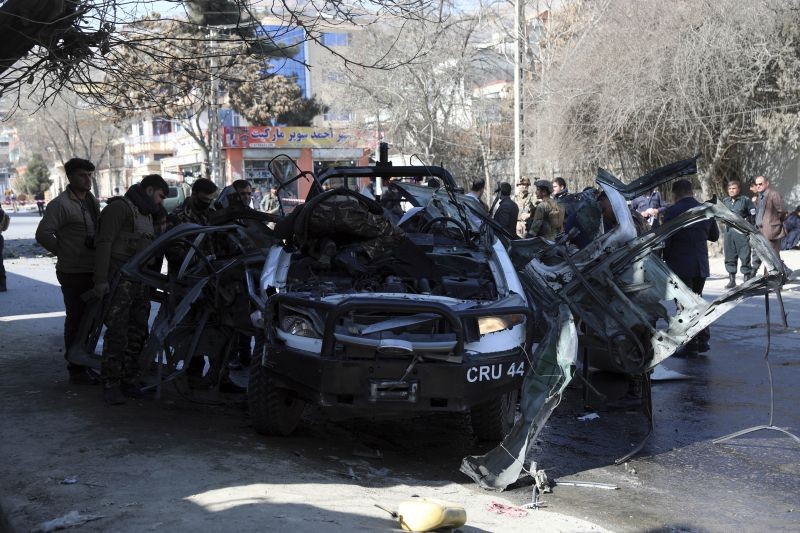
[268,156,313,215]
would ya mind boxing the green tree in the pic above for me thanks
[20,153,52,195]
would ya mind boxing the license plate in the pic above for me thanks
[466,361,525,383]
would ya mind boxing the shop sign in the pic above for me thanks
[223,127,376,149]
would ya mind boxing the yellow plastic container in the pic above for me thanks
[396,498,467,532]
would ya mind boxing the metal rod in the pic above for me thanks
[713,288,800,446]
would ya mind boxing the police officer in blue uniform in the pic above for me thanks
[721,180,756,289]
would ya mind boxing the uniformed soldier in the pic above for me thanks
[165,178,218,272]
[721,179,756,289]
[93,174,168,404]
[527,180,564,240]
[167,178,217,227]
[514,176,532,237]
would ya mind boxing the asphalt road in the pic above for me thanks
[1,209,799,532]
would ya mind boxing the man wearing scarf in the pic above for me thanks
[93,174,168,404]
[167,177,217,227]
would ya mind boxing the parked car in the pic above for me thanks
[162,181,190,213]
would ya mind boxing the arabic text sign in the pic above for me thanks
[223,127,376,149]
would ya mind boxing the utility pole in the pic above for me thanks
[207,26,223,186]
[513,0,525,187]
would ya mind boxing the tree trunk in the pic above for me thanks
[701,127,732,201]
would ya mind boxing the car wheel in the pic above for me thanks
[470,388,519,442]
[248,360,305,436]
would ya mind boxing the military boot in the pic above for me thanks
[724,273,736,289]
[103,385,126,405]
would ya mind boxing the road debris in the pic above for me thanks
[524,462,550,509]
[59,476,78,485]
[352,447,383,459]
[485,501,528,518]
[341,466,361,481]
[32,510,104,532]
[376,498,467,532]
[577,412,600,421]
[554,479,620,490]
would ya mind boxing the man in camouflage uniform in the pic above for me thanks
[93,174,168,404]
[514,176,532,237]
[721,179,756,288]
[167,178,217,227]
[165,178,217,272]
[527,179,564,240]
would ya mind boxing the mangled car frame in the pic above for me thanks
[72,151,791,491]
[82,153,532,443]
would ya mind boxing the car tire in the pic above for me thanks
[248,360,305,436]
[470,389,519,442]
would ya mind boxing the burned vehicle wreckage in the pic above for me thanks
[72,151,791,491]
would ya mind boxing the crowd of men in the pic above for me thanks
[482,171,790,357]
[3,154,791,399]
[31,157,262,404]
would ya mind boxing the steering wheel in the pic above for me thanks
[420,216,468,241]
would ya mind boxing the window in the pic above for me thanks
[259,25,310,97]
[153,153,172,161]
[321,32,351,47]
[219,109,242,128]
[152,119,172,135]
[137,154,145,164]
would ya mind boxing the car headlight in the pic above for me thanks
[280,315,320,338]
[478,314,525,335]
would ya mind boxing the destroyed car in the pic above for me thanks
[70,152,792,493]
[73,152,534,442]
[460,156,793,490]
[249,163,534,439]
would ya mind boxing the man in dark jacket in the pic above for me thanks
[0,205,6,291]
[493,182,519,236]
[35,191,45,216]
[662,179,719,356]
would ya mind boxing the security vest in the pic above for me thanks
[110,196,155,263]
